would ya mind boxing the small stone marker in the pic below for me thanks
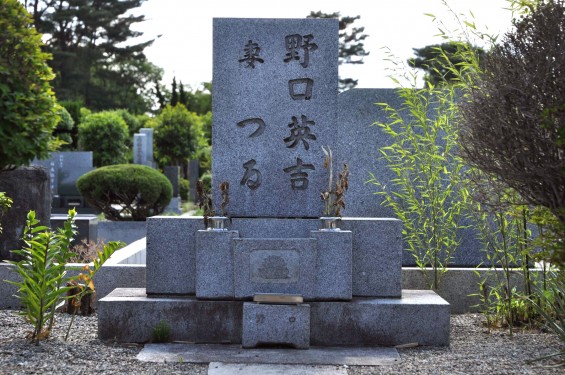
[242,302,311,349]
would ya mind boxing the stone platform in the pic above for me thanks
[98,288,449,346]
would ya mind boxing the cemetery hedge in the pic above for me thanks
[77,164,172,221]
[0,0,59,171]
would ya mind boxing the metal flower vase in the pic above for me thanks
[207,216,229,231]
[320,216,341,231]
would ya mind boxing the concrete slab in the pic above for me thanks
[208,362,348,375]
[137,343,399,366]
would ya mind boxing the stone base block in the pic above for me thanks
[196,230,238,299]
[242,303,310,349]
[146,217,402,299]
[98,288,449,346]
[98,288,242,343]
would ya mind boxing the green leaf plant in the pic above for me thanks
[526,271,565,363]
[6,209,78,344]
[4,209,123,344]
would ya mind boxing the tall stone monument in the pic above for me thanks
[212,18,337,217]
[98,18,450,349]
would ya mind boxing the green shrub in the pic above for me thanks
[179,178,189,201]
[0,192,12,234]
[200,171,212,192]
[77,164,172,221]
[54,106,75,150]
[0,0,59,170]
[78,111,129,167]
[115,109,141,136]
[154,104,201,166]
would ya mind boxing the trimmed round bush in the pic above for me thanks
[77,164,173,221]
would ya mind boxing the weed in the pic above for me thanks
[152,320,171,343]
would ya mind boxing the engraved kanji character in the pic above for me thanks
[284,115,316,150]
[288,78,313,100]
[238,40,264,68]
[283,158,315,190]
[284,34,318,68]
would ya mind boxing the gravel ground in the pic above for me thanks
[0,310,563,374]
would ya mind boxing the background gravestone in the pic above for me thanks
[56,152,93,196]
[335,88,486,267]
[31,156,58,196]
[32,151,94,213]
[133,133,148,166]
[212,18,339,218]
[139,128,155,167]
[164,165,181,214]
[187,160,199,202]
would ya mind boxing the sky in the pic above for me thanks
[134,0,515,89]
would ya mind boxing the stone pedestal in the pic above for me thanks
[242,303,311,349]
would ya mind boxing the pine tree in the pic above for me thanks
[24,0,162,113]
[307,11,369,91]
[409,42,486,86]
[171,77,179,107]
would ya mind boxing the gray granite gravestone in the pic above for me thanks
[31,157,58,195]
[139,128,155,166]
[212,18,339,218]
[164,165,182,214]
[133,133,148,166]
[164,166,180,198]
[32,151,94,213]
[97,17,450,348]
[188,160,199,202]
[335,88,487,267]
[56,152,93,196]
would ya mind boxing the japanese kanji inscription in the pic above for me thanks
[212,18,338,217]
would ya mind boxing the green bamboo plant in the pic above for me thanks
[369,83,470,290]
